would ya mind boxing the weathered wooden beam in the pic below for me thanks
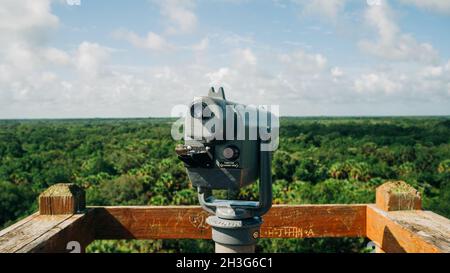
[366,205,450,253]
[0,183,94,253]
[367,180,450,253]
[0,214,39,238]
[2,180,447,253]
[262,205,367,238]
[93,204,367,240]
[2,203,449,253]
[22,210,96,253]
[94,206,211,240]
[0,210,95,253]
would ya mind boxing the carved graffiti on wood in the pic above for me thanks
[262,226,315,238]
[188,211,210,230]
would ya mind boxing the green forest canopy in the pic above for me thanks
[0,117,449,252]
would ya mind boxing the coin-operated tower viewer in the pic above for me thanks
[176,87,278,253]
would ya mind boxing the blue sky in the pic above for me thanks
[0,0,449,118]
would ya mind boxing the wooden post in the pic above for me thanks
[376,180,421,211]
[0,184,93,253]
[371,181,422,253]
[39,183,86,215]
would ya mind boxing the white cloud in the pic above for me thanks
[205,49,338,106]
[352,61,450,102]
[331,67,344,78]
[421,65,444,78]
[293,0,348,20]
[152,0,198,34]
[354,73,403,95]
[359,0,439,64]
[113,29,210,53]
[43,47,71,66]
[0,0,58,45]
[234,48,258,65]
[279,50,327,73]
[0,0,60,67]
[0,0,67,83]
[206,67,230,85]
[192,38,209,51]
[110,0,199,54]
[220,33,254,47]
[399,0,450,15]
[113,29,173,51]
[0,0,449,118]
[74,42,111,78]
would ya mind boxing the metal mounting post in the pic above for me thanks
[198,150,272,253]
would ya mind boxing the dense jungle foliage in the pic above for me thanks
[0,117,449,253]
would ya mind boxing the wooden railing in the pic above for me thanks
[0,181,449,253]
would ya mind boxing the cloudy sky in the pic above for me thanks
[0,0,449,118]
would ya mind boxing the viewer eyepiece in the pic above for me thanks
[190,102,213,120]
[223,145,240,160]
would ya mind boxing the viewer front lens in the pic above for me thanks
[190,102,212,120]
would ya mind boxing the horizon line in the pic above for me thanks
[0,115,450,121]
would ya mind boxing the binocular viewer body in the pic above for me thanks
[176,87,277,252]
[176,87,277,191]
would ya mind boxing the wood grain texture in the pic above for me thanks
[376,181,421,211]
[366,205,450,253]
[0,213,39,238]
[2,204,449,253]
[0,210,95,253]
[261,205,366,238]
[0,214,73,252]
[94,206,212,240]
[39,183,86,215]
[94,205,367,240]
[21,209,96,253]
